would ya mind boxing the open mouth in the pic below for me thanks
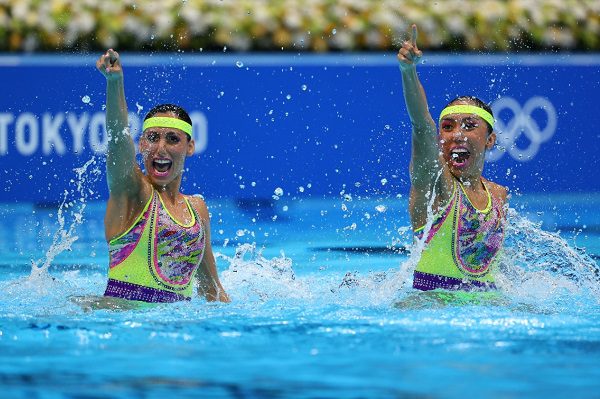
[152,159,172,175]
[450,147,470,167]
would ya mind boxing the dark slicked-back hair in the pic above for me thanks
[445,96,494,134]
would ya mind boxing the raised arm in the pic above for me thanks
[96,49,144,196]
[398,25,451,227]
[98,50,150,240]
[398,25,442,185]
[192,197,230,303]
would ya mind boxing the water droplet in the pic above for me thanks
[236,60,244,68]
[274,187,284,196]
[301,84,307,91]
[81,95,91,104]
[380,178,388,185]
[332,29,337,35]
[375,205,387,213]
[286,94,292,100]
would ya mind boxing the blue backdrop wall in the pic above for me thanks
[0,53,598,203]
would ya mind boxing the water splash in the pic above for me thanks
[9,157,103,297]
[218,243,403,308]
[217,243,307,303]
[497,208,600,307]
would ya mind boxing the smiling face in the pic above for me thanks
[139,112,195,189]
[438,100,496,181]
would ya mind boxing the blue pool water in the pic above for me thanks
[1,179,600,398]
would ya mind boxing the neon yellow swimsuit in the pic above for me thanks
[103,190,205,303]
[413,180,504,291]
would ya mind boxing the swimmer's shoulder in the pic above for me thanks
[187,193,210,222]
[482,178,508,205]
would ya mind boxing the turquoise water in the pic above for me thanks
[1,188,600,398]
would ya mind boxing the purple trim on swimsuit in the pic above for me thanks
[104,279,190,303]
[412,271,497,292]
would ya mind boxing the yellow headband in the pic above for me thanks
[142,117,193,136]
[439,105,494,129]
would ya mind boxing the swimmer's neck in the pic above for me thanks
[456,175,485,191]
[148,179,185,203]
[156,188,185,203]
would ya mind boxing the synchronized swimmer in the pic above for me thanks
[97,49,229,304]
[398,25,507,292]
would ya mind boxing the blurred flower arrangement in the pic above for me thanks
[0,0,598,52]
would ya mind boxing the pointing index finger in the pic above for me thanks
[411,24,418,47]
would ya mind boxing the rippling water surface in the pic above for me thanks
[1,192,600,398]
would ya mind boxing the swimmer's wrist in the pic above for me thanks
[399,63,417,74]
[400,66,419,82]
[105,73,124,83]
[106,75,123,86]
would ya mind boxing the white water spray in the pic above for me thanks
[26,157,102,291]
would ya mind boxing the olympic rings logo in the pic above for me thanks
[487,96,557,162]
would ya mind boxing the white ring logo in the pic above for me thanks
[487,96,557,162]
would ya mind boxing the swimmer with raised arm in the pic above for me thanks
[398,25,507,292]
[96,49,229,303]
